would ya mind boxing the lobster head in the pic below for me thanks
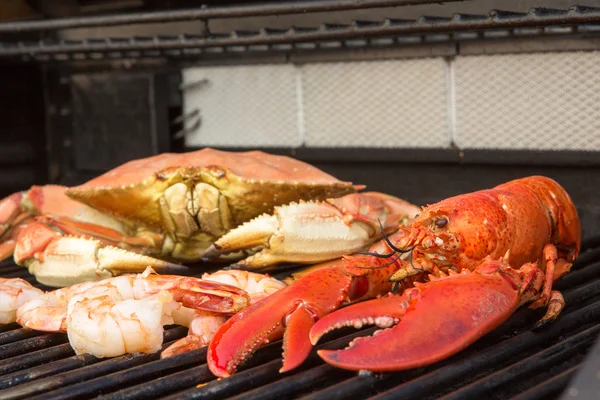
[396,192,511,271]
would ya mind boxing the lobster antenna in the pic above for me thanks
[352,251,404,270]
[378,218,414,253]
[356,219,414,258]
[408,248,425,274]
[356,250,397,258]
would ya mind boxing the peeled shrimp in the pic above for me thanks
[68,291,179,357]
[17,280,98,331]
[17,267,249,332]
[161,270,287,358]
[16,267,250,358]
[0,278,44,324]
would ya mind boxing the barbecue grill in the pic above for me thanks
[1,1,600,399]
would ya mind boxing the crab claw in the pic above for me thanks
[14,221,189,287]
[202,192,420,269]
[310,263,521,372]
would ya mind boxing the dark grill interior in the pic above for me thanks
[1,236,599,399]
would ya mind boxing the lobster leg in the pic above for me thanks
[310,262,523,372]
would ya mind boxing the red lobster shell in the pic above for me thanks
[207,175,581,376]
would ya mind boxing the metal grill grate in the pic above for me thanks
[3,5,600,60]
[1,237,599,399]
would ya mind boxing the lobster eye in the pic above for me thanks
[435,218,448,228]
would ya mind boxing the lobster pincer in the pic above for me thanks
[310,257,564,372]
[206,234,410,377]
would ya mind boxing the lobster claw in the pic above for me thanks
[207,265,356,377]
[310,264,521,372]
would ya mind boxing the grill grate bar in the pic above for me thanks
[27,341,205,400]
[0,328,42,346]
[0,265,27,274]
[437,324,600,400]
[0,326,188,400]
[510,365,580,400]
[0,344,81,387]
[160,327,380,400]
[555,261,600,292]
[0,324,20,334]
[581,235,600,251]
[227,364,353,400]
[2,5,600,58]
[0,333,68,360]
[567,246,600,268]
[0,269,37,280]
[95,363,216,400]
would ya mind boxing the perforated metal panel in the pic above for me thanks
[183,59,450,149]
[183,51,600,152]
[302,59,450,148]
[454,51,600,151]
[182,65,300,147]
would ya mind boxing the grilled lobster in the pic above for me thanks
[207,175,580,376]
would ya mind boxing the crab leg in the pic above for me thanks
[1,185,152,261]
[310,259,554,372]
[202,192,419,268]
[206,233,410,378]
[0,192,30,261]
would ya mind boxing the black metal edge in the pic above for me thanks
[458,148,600,167]
[560,334,600,399]
[6,29,600,66]
[183,146,600,167]
[0,0,467,33]
[2,6,600,57]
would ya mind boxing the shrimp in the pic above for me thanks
[15,267,251,358]
[16,280,98,331]
[0,278,44,324]
[161,270,287,358]
[68,291,180,357]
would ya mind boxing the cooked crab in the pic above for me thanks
[0,148,418,287]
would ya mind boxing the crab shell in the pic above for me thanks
[65,148,360,232]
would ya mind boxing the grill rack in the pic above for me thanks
[3,4,600,60]
[0,236,599,399]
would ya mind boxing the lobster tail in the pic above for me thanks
[497,176,581,260]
